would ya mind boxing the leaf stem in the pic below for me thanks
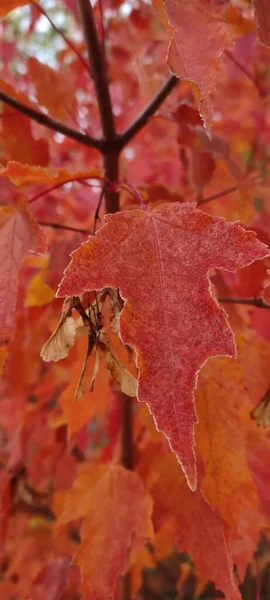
[118,75,178,149]
[219,297,270,309]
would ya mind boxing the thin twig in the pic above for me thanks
[0,89,104,151]
[198,185,237,206]
[38,221,91,235]
[118,75,178,149]
[224,50,264,96]
[94,187,105,233]
[98,0,106,54]
[219,297,270,309]
[28,175,105,204]
[120,393,134,470]
[32,1,91,75]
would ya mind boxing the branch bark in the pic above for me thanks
[0,90,103,151]
[78,0,119,213]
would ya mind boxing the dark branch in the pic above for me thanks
[118,75,178,149]
[77,0,116,143]
[219,297,270,309]
[38,221,92,235]
[77,0,119,214]
[198,186,237,206]
[120,393,134,470]
[0,90,104,151]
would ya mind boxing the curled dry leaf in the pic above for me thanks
[75,333,97,399]
[108,288,124,335]
[40,296,77,362]
[250,386,270,428]
[99,331,138,397]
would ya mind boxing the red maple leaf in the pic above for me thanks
[58,202,269,489]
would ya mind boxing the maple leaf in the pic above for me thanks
[27,57,78,121]
[153,0,254,129]
[0,201,46,345]
[1,106,49,167]
[57,202,269,490]
[56,464,153,600]
[0,161,101,187]
[139,446,240,600]
[195,353,259,538]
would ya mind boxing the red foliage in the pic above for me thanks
[0,1,270,599]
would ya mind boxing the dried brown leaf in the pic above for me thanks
[250,386,270,428]
[75,332,97,399]
[40,297,77,362]
[99,331,137,397]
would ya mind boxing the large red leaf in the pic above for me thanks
[56,464,153,600]
[58,202,269,490]
[0,201,46,345]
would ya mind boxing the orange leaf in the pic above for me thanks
[0,0,38,16]
[1,106,49,166]
[196,355,258,538]
[57,463,153,600]
[0,161,101,188]
[27,58,77,121]
[139,447,240,600]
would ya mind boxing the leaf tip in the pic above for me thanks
[183,463,197,492]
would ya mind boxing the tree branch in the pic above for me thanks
[76,12,133,600]
[219,297,270,309]
[77,0,116,143]
[120,393,134,470]
[118,75,178,149]
[77,0,119,213]
[198,186,237,206]
[0,89,103,151]
[38,221,91,235]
